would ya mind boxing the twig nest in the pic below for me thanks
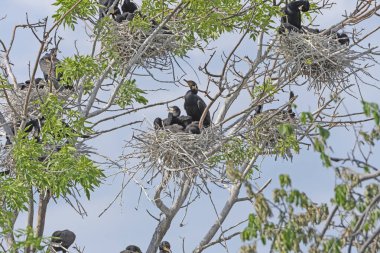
[3,86,73,121]
[247,109,300,159]
[124,127,223,176]
[102,19,182,68]
[278,31,355,91]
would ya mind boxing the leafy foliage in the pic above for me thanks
[53,0,98,30]
[115,79,148,108]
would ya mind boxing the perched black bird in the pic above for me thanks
[280,0,310,33]
[121,0,138,14]
[39,48,61,90]
[185,121,201,134]
[121,245,142,253]
[336,32,350,46]
[287,91,296,119]
[184,80,211,128]
[159,241,172,253]
[51,229,76,253]
[255,104,263,115]
[114,12,135,22]
[99,0,121,19]
[150,19,173,35]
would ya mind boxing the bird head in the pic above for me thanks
[300,1,310,12]
[168,106,181,117]
[159,241,172,253]
[154,117,163,130]
[184,79,198,92]
[125,245,142,253]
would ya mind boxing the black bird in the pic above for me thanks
[99,0,121,19]
[153,117,184,133]
[120,245,142,253]
[287,91,296,119]
[165,106,193,128]
[121,0,138,14]
[39,48,61,90]
[159,241,172,253]
[150,19,173,35]
[114,12,135,22]
[184,80,211,128]
[280,0,310,33]
[255,104,263,115]
[336,32,350,46]
[185,121,201,134]
[51,229,76,253]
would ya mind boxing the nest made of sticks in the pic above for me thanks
[246,109,300,159]
[102,19,183,68]
[2,86,73,122]
[124,127,223,179]
[278,31,358,91]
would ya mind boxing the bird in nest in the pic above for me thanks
[183,79,211,128]
[159,241,172,253]
[120,244,142,253]
[51,229,76,253]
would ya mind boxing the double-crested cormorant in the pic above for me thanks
[121,0,138,13]
[165,106,192,128]
[184,80,211,127]
[159,241,172,253]
[287,91,296,118]
[336,32,349,46]
[121,245,142,253]
[39,48,61,90]
[280,0,310,33]
[255,104,263,115]
[51,229,76,253]
[154,117,184,133]
[99,0,121,19]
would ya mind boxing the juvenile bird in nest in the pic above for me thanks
[51,229,76,253]
[184,79,211,128]
[120,245,142,253]
[154,117,184,133]
[166,106,193,128]
[39,48,61,90]
[159,241,172,253]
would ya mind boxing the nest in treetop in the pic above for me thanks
[123,126,224,186]
[2,85,73,122]
[278,31,358,91]
[101,18,183,69]
[246,109,300,160]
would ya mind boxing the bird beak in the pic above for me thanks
[163,247,172,253]
[184,79,190,86]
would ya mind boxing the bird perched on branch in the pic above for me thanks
[99,0,122,20]
[159,241,172,253]
[114,0,138,22]
[51,229,76,253]
[184,80,211,128]
[120,244,142,253]
[280,0,310,33]
[39,48,61,90]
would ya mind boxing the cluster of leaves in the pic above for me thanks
[360,101,380,145]
[115,79,148,109]
[56,54,107,92]
[241,174,330,253]
[53,0,98,29]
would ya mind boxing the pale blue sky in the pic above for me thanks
[1,1,380,252]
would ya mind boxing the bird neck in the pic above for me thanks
[189,89,198,94]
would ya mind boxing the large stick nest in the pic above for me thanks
[245,109,300,159]
[102,19,183,68]
[1,85,73,121]
[278,31,362,91]
[123,127,224,185]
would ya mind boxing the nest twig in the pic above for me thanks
[102,19,184,69]
[123,127,224,187]
[278,31,368,91]
[245,110,300,160]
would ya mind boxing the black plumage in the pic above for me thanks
[99,0,121,19]
[280,0,310,33]
[51,229,76,253]
[39,48,61,90]
[154,117,184,133]
[114,12,135,22]
[255,104,263,115]
[185,121,200,134]
[121,245,142,253]
[183,80,211,128]
[159,241,172,253]
[287,91,296,119]
[336,32,350,46]
[121,0,138,14]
